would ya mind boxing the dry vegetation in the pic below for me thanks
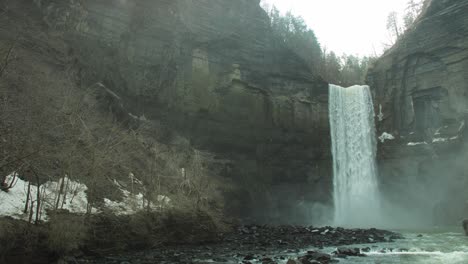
[0,4,231,261]
[47,213,88,256]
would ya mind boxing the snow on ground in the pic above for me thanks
[432,136,459,143]
[407,136,459,146]
[459,120,465,132]
[1,173,171,221]
[0,174,92,221]
[41,176,95,216]
[0,173,28,219]
[378,132,395,143]
[104,179,171,215]
[407,142,427,146]
[377,104,384,122]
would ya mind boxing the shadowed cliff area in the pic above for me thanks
[369,0,468,228]
[30,0,332,222]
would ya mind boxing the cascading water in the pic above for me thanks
[329,84,381,227]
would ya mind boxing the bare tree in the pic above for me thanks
[386,11,402,44]
[0,41,14,79]
[384,0,425,49]
[403,0,424,29]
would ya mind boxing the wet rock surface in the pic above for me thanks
[72,225,402,264]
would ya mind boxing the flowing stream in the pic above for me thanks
[329,84,381,227]
[319,228,468,264]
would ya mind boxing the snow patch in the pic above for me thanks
[459,121,465,132]
[432,136,459,143]
[103,180,171,215]
[407,142,427,146]
[407,136,459,146]
[377,104,384,122]
[0,174,93,221]
[1,173,171,221]
[378,132,395,143]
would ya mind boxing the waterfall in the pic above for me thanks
[329,84,381,227]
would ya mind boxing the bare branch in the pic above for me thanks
[0,42,15,79]
[0,4,7,16]
[29,166,42,224]
[0,150,41,172]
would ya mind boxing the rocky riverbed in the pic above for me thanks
[68,225,403,264]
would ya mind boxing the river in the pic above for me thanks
[318,227,468,264]
[70,226,468,264]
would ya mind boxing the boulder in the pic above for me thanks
[463,219,468,236]
[336,247,364,257]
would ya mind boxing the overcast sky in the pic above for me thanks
[263,0,409,56]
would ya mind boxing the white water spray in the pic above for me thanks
[329,84,381,227]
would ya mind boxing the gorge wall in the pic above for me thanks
[368,0,468,226]
[31,0,331,223]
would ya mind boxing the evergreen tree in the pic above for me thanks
[265,6,323,73]
[262,3,378,86]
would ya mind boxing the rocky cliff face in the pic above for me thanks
[369,0,468,225]
[32,0,331,222]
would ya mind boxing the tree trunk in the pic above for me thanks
[55,177,65,210]
[23,182,31,213]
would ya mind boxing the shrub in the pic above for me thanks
[0,218,19,259]
[128,211,164,248]
[47,212,87,256]
[0,217,47,262]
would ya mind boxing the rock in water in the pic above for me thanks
[336,247,364,257]
[463,219,468,236]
